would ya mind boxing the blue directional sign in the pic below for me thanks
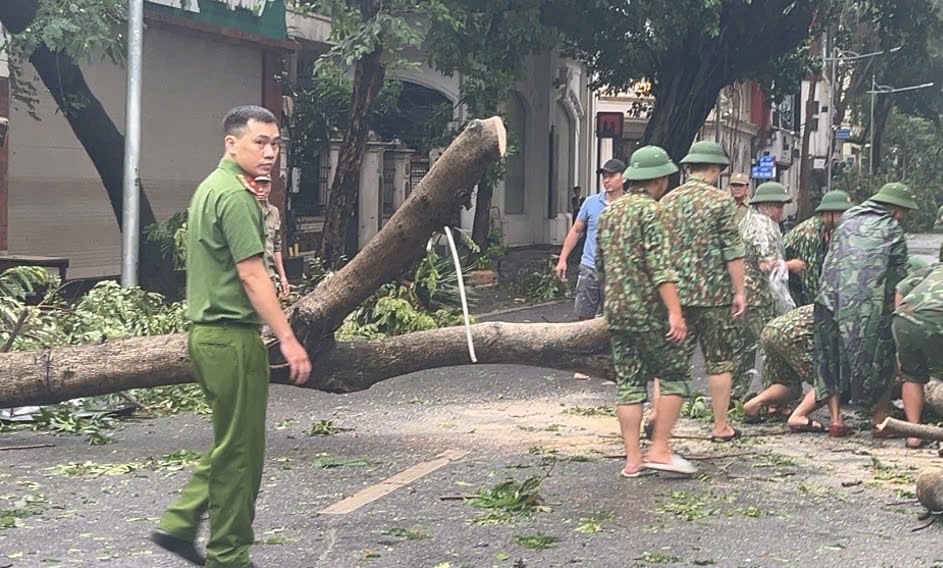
[835,127,851,140]
[751,155,776,179]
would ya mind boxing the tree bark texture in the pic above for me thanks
[870,96,894,173]
[877,416,943,441]
[0,318,610,408]
[317,0,387,265]
[641,0,817,163]
[287,117,507,350]
[0,0,174,293]
[916,469,943,512]
[470,175,494,251]
[0,117,510,407]
[797,73,819,220]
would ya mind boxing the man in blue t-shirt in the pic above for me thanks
[555,158,626,323]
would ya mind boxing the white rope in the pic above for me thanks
[442,226,478,363]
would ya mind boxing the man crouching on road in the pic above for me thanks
[151,105,312,568]
[596,146,695,477]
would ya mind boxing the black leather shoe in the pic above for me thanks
[149,529,205,565]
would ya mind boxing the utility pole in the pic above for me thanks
[121,0,144,287]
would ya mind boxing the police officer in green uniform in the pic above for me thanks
[661,141,746,443]
[151,106,312,568]
[597,145,695,477]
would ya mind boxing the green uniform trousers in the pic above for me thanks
[158,323,269,568]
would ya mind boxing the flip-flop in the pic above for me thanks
[743,407,767,424]
[644,454,698,475]
[710,427,742,443]
[620,464,655,478]
[788,418,826,434]
[828,424,852,438]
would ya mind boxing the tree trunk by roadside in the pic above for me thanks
[0,117,511,408]
[471,175,494,250]
[870,96,894,174]
[641,59,725,163]
[317,0,387,266]
[0,0,175,294]
[0,318,610,408]
[796,73,819,220]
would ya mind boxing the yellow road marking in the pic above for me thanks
[319,450,469,515]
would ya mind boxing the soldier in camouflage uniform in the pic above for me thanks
[784,190,854,306]
[253,175,290,298]
[894,262,943,448]
[935,204,943,262]
[597,145,695,477]
[788,183,916,437]
[741,305,818,426]
[732,182,798,399]
[661,141,746,443]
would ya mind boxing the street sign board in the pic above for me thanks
[595,112,625,139]
[751,155,776,179]
[835,127,851,140]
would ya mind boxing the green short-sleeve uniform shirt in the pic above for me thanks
[186,158,266,324]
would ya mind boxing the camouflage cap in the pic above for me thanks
[749,181,792,204]
[871,182,918,210]
[729,172,750,185]
[814,190,854,213]
[679,141,731,168]
[907,255,929,273]
[624,145,679,181]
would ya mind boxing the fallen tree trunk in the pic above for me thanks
[916,469,943,512]
[877,417,943,442]
[0,319,611,408]
[281,116,507,351]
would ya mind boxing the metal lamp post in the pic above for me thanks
[866,77,935,174]
[121,0,144,287]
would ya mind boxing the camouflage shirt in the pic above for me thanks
[896,263,943,335]
[784,215,829,306]
[260,201,282,280]
[739,207,786,308]
[661,178,745,307]
[597,190,678,332]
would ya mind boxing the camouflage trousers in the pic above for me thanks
[682,306,743,376]
[732,303,776,399]
[814,303,897,405]
[760,306,815,401]
[892,315,940,385]
[610,327,691,405]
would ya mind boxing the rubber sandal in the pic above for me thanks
[743,406,767,424]
[644,454,698,475]
[710,427,741,443]
[788,418,826,434]
[828,424,852,438]
[620,464,654,478]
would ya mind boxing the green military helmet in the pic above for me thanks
[933,203,943,230]
[870,182,918,210]
[624,145,679,181]
[815,190,854,213]
[679,140,731,168]
[749,181,792,204]
[907,255,930,274]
